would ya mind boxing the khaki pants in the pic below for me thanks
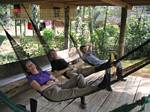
[43,73,99,101]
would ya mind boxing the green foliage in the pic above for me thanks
[0,35,6,45]
[0,52,17,64]
[43,28,54,41]
[20,36,45,57]
[125,15,150,59]
[93,24,119,59]
[0,5,10,26]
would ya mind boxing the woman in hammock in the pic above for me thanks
[25,60,111,104]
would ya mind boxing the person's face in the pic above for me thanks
[81,46,88,54]
[50,51,58,60]
[26,61,37,73]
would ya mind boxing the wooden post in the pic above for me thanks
[20,20,22,37]
[64,6,69,49]
[15,19,17,37]
[119,7,127,57]
[88,7,93,41]
[23,20,26,36]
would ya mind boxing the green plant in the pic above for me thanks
[43,28,54,41]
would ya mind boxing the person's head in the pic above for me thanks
[48,49,58,60]
[80,45,88,54]
[25,60,38,75]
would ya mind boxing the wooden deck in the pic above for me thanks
[1,73,150,112]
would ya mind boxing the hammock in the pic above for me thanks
[0,91,37,112]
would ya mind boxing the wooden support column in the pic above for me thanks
[15,19,17,37]
[64,6,69,49]
[20,20,22,36]
[119,7,127,57]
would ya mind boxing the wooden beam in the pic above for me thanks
[101,0,132,9]
[64,6,70,49]
[0,0,150,6]
[124,0,150,5]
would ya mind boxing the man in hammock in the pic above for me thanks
[48,49,111,78]
[80,43,126,81]
[26,60,110,108]
[48,49,113,108]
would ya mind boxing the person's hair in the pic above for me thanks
[47,49,57,61]
[80,45,86,52]
[24,59,41,75]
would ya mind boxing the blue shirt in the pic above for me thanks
[27,71,52,86]
[83,52,106,66]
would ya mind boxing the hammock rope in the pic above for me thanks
[21,4,50,56]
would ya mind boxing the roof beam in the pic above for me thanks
[101,0,133,9]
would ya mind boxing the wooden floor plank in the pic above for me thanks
[111,76,141,109]
[97,76,137,112]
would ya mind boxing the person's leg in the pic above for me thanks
[61,73,87,89]
[116,61,126,81]
[61,73,87,107]
[98,69,112,91]
[42,72,111,102]
[77,66,96,77]
[95,61,112,72]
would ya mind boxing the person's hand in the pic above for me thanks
[46,80,57,86]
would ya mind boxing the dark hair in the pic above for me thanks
[47,49,56,61]
[24,59,42,75]
[80,45,86,51]
[47,49,55,56]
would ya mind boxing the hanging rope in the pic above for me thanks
[0,24,30,72]
[21,4,50,55]
[70,35,82,59]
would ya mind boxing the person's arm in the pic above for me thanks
[86,43,93,52]
[51,66,73,78]
[47,71,59,82]
[30,80,52,92]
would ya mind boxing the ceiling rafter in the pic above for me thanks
[0,0,150,6]
[101,0,133,9]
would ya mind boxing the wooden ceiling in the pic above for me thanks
[1,0,150,7]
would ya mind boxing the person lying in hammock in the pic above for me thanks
[48,49,111,78]
[80,43,126,81]
[26,60,111,107]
